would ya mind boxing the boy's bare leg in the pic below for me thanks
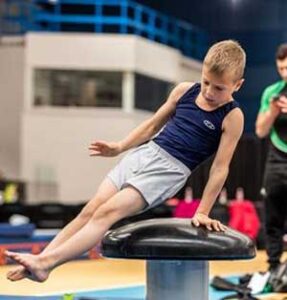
[42,178,119,251]
[7,178,118,281]
[6,186,146,282]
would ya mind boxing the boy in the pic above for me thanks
[6,40,245,282]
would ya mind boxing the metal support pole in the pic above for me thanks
[146,260,209,300]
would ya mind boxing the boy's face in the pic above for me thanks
[200,66,244,105]
[276,57,287,82]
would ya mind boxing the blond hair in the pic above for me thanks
[203,40,246,80]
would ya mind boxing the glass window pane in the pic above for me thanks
[135,73,173,112]
[34,69,122,108]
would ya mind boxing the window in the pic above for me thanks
[135,73,173,112]
[34,69,122,108]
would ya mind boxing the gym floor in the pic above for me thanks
[0,250,286,299]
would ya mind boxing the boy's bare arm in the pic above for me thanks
[192,108,244,230]
[89,82,193,157]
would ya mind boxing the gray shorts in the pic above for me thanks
[107,141,191,209]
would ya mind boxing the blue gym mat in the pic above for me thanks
[0,277,256,300]
[0,229,58,244]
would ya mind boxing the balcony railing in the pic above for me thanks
[1,0,209,60]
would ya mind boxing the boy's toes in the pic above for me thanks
[7,268,23,278]
[7,269,28,281]
[5,253,28,267]
[5,251,15,258]
[5,251,21,263]
[7,270,14,277]
[12,272,26,281]
[5,250,17,256]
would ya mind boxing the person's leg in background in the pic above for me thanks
[264,172,287,271]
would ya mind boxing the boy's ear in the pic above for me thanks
[235,78,245,91]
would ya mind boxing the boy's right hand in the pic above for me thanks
[89,140,122,157]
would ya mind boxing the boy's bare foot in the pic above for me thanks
[7,265,29,281]
[5,251,50,282]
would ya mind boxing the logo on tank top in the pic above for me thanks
[203,120,216,130]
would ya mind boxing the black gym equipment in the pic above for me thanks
[211,276,259,300]
[101,218,256,300]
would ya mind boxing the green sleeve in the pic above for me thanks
[259,87,271,113]
[259,81,285,113]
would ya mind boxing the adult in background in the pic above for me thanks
[256,43,287,271]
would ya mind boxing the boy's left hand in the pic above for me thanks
[191,212,226,232]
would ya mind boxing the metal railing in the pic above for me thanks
[1,0,209,60]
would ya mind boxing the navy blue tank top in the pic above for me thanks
[153,83,239,170]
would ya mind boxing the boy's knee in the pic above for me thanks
[78,208,93,223]
[91,203,122,223]
[79,196,107,220]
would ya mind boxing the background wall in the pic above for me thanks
[22,108,152,203]
[0,41,24,178]
[24,33,202,84]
